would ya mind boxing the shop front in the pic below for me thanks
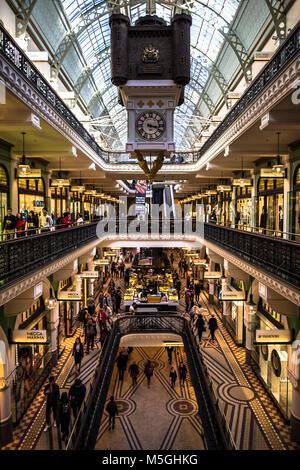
[219,190,232,226]
[292,165,300,238]
[50,186,69,219]
[220,278,245,345]
[18,177,47,215]
[252,299,292,420]
[10,296,52,424]
[57,278,78,340]
[257,177,284,236]
[236,185,252,230]
[70,190,82,221]
[0,164,9,224]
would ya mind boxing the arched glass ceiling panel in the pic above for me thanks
[60,0,240,150]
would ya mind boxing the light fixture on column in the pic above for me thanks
[273,132,285,173]
[18,132,31,174]
[45,288,57,309]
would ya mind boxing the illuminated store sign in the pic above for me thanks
[204,271,221,279]
[80,271,99,279]
[255,329,291,344]
[17,168,42,178]
[94,259,110,265]
[11,329,47,344]
[57,291,82,301]
[232,179,252,187]
[219,285,245,301]
[260,168,285,178]
[259,282,267,299]
[193,259,207,266]
[217,185,232,192]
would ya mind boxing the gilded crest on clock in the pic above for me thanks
[142,44,159,63]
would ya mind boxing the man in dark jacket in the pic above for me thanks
[194,281,201,304]
[176,279,181,300]
[68,378,86,419]
[115,288,122,314]
[106,396,118,431]
[116,353,126,381]
[44,376,60,431]
[178,362,187,386]
[1,208,16,240]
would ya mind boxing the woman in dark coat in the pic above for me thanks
[72,337,84,375]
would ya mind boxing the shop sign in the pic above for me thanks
[71,186,85,192]
[232,179,252,186]
[255,329,291,344]
[34,282,43,300]
[94,259,109,265]
[259,282,267,300]
[57,291,82,301]
[217,185,232,192]
[80,271,99,279]
[17,168,42,178]
[260,168,285,178]
[51,179,70,187]
[105,252,117,257]
[11,329,47,344]
[204,271,221,279]
[219,285,245,301]
[193,259,207,265]
[34,200,45,207]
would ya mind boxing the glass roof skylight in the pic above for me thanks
[60,0,240,150]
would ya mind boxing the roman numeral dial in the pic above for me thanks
[136,111,166,141]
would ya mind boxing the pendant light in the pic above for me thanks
[246,278,256,312]
[71,171,85,193]
[18,132,31,174]
[52,157,70,187]
[273,132,284,173]
[45,288,57,310]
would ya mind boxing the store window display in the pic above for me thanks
[0,164,9,225]
[236,186,252,231]
[18,177,46,214]
[257,177,284,236]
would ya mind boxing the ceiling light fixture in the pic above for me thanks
[273,132,285,173]
[18,132,31,174]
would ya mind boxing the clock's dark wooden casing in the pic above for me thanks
[110,13,191,101]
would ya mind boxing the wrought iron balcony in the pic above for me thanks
[0,218,299,291]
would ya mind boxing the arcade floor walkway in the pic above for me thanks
[95,347,206,451]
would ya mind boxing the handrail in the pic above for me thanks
[66,315,235,450]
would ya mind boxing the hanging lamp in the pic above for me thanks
[18,132,31,174]
[273,132,285,173]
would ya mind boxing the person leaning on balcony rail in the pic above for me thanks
[27,210,39,236]
[61,211,73,229]
[1,207,17,240]
[15,212,26,238]
[76,213,84,225]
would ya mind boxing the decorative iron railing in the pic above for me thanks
[0,218,299,290]
[66,314,235,450]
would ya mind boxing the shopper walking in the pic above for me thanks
[69,378,86,420]
[169,367,177,389]
[178,362,187,387]
[196,314,206,343]
[116,353,126,382]
[72,337,84,375]
[44,376,60,431]
[208,315,218,342]
[57,392,71,445]
[106,396,118,431]
[166,346,174,365]
[194,281,200,304]
[176,279,181,300]
[144,360,154,388]
[86,319,96,353]
[128,360,139,386]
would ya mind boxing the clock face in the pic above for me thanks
[136,111,166,141]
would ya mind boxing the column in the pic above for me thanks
[88,260,95,296]
[283,154,292,240]
[221,275,230,326]
[231,186,237,228]
[49,302,59,366]
[208,279,215,304]
[251,169,259,231]
[0,341,13,447]
[244,304,257,365]
[9,154,19,213]
[45,168,52,213]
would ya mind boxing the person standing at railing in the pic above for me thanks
[1,207,16,240]
[39,208,53,233]
[76,213,84,225]
[61,211,72,229]
[15,212,26,238]
[27,210,39,236]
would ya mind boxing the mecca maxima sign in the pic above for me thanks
[80,271,99,279]
[57,291,82,301]
[11,329,47,344]
[255,329,291,344]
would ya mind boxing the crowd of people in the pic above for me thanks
[1,208,86,240]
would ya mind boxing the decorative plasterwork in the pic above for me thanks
[0,239,100,307]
